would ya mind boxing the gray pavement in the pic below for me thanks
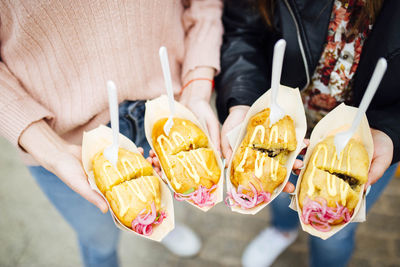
[1,136,400,267]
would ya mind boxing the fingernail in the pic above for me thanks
[291,170,298,176]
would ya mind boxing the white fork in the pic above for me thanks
[159,46,175,136]
[334,58,387,158]
[103,80,120,167]
[269,39,287,126]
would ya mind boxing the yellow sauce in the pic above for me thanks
[254,151,266,178]
[268,125,279,147]
[157,135,181,189]
[339,179,349,205]
[236,147,250,172]
[307,143,353,201]
[115,190,129,216]
[192,150,213,176]
[236,124,288,182]
[270,157,280,181]
[177,154,200,184]
[127,181,147,202]
[250,125,265,144]
[102,162,123,185]
[326,174,337,196]
[172,132,185,147]
[307,144,328,196]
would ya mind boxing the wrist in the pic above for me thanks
[229,105,251,114]
[181,67,215,98]
[19,120,69,166]
[183,66,215,84]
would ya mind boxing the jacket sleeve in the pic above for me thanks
[366,54,400,164]
[181,0,223,80]
[215,0,271,122]
[0,60,53,147]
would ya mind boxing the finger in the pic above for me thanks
[292,159,304,170]
[366,157,386,188]
[69,145,82,160]
[69,177,109,213]
[154,167,162,177]
[152,157,160,168]
[137,147,144,155]
[303,139,310,146]
[205,109,222,155]
[283,182,295,193]
[149,150,155,157]
[146,157,153,164]
[221,135,232,168]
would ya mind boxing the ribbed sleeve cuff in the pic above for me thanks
[0,96,54,147]
[182,28,222,79]
[182,1,223,79]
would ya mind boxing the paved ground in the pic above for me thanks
[1,135,400,267]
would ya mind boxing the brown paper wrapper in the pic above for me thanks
[289,103,373,240]
[144,95,224,212]
[82,125,175,242]
[226,85,307,214]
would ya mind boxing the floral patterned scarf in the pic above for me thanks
[302,0,372,130]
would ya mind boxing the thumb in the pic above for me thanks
[366,157,386,188]
[75,180,109,213]
[205,110,221,155]
[221,134,232,167]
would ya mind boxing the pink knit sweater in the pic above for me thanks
[0,0,223,164]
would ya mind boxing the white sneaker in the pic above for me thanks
[161,223,202,257]
[242,227,298,267]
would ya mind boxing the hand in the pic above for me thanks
[180,67,221,154]
[19,120,108,213]
[147,149,162,177]
[366,128,394,188]
[285,139,310,194]
[220,105,250,165]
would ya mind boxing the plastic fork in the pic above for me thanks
[159,46,175,136]
[334,58,387,158]
[269,39,287,126]
[103,80,120,167]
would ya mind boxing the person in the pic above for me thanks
[216,0,400,266]
[0,1,223,267]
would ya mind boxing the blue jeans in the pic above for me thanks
[271,163,398,267]
[29,101,149,267]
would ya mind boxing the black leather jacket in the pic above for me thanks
[216,0,400,163]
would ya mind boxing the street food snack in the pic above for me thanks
[92,148,153,194]
[82,125,174,241]
[92,148,166,235]
[227,108,297,209]
[298,136,369,231]
[152,117,221,208]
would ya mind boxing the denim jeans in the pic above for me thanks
[271,162,398,267]
[29,101,149,267]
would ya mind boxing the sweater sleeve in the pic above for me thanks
[0,61,54,147]
[181,0,223,79]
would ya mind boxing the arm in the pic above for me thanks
[0,61,53,147]
[215,0,270,123]
[367,102,400,165]
[0,60,107,212]
[216,0,270,160]
[364,58,400,186]
[179,0,223,151]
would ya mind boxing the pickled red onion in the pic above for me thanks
[174,185,217,207]
[225,183,271,209]
[131,202,167,236]
[301,197,352,232]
